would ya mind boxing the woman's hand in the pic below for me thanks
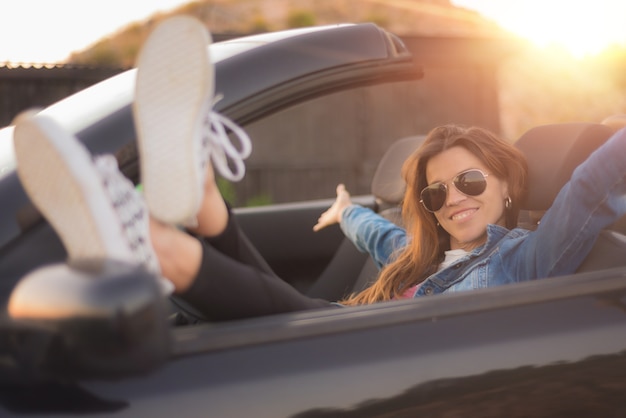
[313,184,353,232]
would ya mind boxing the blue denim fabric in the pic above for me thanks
[340,128,626,298]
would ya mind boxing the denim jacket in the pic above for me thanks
[340,128,626,298]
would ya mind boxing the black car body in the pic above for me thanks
[1,23,626,417]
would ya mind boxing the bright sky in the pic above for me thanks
[1,1,625,63]
[0,0,189,63]
[452,0,626,57]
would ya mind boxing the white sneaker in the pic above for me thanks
[133,16,251,226]
[13,113,173,294]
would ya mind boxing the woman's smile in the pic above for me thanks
[449,207,478,222]
[427,146,509,251]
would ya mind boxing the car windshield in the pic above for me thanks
[0,25,347,182]
[210,24,348,61]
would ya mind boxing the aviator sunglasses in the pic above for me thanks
[420,169,489,213]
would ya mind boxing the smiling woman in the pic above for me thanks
[452,0,626,58]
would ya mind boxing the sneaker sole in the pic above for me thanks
[13,115,133,262]
[133,16,213,225]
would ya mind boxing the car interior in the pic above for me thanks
[306,135,425,301]
[305,119,626,304]
[3,117,625,326]
[516,121,626,272]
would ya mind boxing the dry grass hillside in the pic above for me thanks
[67,0,626,139]
[67,0,504,68]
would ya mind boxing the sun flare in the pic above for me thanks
[453,0,626,58]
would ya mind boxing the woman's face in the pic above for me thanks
[425,146,509,251]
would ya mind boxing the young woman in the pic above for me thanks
[318,118,626,304]
[314,124,528,304]
[12,17,626,321]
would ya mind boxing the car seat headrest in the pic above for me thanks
[371,135,425,206]
[514,123,614,211]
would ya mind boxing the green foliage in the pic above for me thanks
[250,15,270,33]
[81,47,121,67]
[177,2,205,15]
[287,10,316,28]
[217,178,273,207]
[217,177,236,205]
[245,193,273,207]
[363,13,389,28]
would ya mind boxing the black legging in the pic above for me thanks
[177,210,334,321]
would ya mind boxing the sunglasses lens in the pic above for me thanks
[455,170,487,196]
[421,183,447,212]
[420,170,488,212]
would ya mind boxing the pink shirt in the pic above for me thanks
[394,249,469,300]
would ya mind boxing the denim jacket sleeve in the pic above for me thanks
[339,205,407,270]
[504,128,626,279]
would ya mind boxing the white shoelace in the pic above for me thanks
[95,155,161,275]
[201,107,252,182]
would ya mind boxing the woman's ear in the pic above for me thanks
[501,182,510,201]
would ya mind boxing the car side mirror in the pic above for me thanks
[6,259,170,380]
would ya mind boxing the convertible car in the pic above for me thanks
[1,23,626,417]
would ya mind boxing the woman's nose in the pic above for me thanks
[445,184,466,207]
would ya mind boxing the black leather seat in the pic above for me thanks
[309,123,626,302]
[514,122,626,272]
[306,135,425,300]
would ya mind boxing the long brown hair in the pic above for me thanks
[342,125,528,305]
